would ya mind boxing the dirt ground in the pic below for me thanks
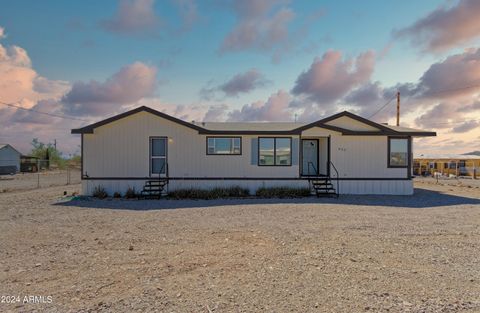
[0,170,81,193]
[0,180,479,312]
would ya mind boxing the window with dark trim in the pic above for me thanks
[150,137,167,174]
[388,137,409,167]
[207,137,241,155]
[258,137,292,166]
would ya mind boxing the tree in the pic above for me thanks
[30,138,66,169]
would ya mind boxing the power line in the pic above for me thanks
[0,101,90,122]
[367,95,396,119]
[367,80,480,120]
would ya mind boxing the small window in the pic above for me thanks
[207,137,241,155]
[259,137,291,166]
[388,137,409,167]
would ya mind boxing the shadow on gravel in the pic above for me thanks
[55,188,480,211]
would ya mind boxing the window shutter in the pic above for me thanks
[251,138,258,165]
[292,138,299,165]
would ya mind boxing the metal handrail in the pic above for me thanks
[307,161,318,176]
[328,160,339,197]
[158,162,169,181]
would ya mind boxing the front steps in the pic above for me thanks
[309,177,338,198]
[139,179,168,199]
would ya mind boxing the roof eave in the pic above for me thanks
[70,106,207,134]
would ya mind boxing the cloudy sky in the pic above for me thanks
[1,0,480,156]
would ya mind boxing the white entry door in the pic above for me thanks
[302,139,318,176]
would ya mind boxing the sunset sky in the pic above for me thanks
[1,0,480,156]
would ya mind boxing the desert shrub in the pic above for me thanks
[92,185,108,199]
[113,191,122,198]
[124,187,137,199]
[168,186,250,200]
[255,187,311,198]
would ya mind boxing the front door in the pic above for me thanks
[150,137,167,177]
[302,139,318,176]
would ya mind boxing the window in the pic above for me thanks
[259,137,292,166]
[207,137,241,155]
[388,137,409,167]
[150,137,167,174]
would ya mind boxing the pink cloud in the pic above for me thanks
[101,0,161,35]
[228,89,293,122]
[452,120,479,133]
[220,0,294,54]
[417,48,480,98]
[62,62,157,116]
[394,0,480,52]
[292,50,375,104]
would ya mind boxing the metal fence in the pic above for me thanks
[0,161,81,192]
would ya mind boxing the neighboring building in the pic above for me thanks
[20,155,40,172]
[72,106,436,196]
[0,144,21,175]
[414,154,480,178]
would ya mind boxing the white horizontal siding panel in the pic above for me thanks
[326,116,380,131]
[338,180,412,195]
[330,136,407,179]
[83,112,300,179]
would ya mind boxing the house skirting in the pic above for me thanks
[81,178,413,196]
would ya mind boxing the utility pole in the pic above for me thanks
[54,139,57,151]
[396,91,400,126]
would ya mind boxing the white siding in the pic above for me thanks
[300,127,407,179]
[326,116,380,131]
[83,111,299,179]
[81,112,412,195]
[330,136,407,178]
[337,180,413,195]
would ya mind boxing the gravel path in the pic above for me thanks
[0,182,479,312]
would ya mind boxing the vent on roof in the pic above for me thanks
[202,122,205,126]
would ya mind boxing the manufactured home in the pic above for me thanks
[414,154,479,178]
[72,106,436,196]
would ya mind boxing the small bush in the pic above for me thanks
[168,186,250,200]
[92,185,108,199]
[256,187,311,198]
[124,187,137,199]
[113,191,122,198]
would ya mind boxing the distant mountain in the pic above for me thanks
[463,151,480,156]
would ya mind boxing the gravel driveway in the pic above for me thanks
[0,181,479,312]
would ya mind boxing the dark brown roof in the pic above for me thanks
[71,106,436,137]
